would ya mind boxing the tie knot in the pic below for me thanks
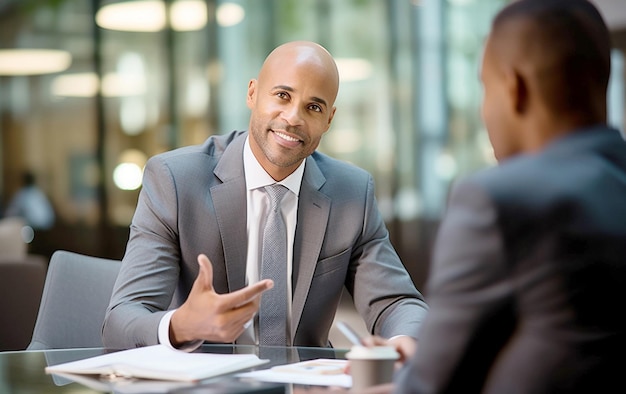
[265,184,289,211]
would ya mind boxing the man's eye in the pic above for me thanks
[309,104,322,112]
[277,92,289,99]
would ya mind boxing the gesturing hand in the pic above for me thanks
[169,254,273,346]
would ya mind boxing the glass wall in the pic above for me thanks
[5,0,622,287]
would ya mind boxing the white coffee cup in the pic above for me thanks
[345,346,399,389]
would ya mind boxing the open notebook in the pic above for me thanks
[45,345,268,382]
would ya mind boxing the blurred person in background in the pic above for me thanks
[5,171,55,231]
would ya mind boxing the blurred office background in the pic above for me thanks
[0,0,625,291]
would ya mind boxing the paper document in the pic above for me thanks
[238,359,352,388]
[45,345,269,382]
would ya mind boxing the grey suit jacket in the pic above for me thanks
[395,126,626,393]
[103,131,427,349]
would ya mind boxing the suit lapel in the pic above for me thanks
[212,135,248,292]
[291,156,330,342]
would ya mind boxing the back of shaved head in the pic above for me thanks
[490,0,611,119]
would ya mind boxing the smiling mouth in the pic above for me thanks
[272,130,302,143]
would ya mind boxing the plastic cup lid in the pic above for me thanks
[345,346,400,360]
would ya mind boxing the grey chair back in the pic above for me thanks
[27,250,121,350]
[0,256,47,351]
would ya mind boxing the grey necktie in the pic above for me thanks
[259,184,289,346]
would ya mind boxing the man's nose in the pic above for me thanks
[281,104,304,126]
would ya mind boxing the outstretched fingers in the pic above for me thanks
[222,279,274,309]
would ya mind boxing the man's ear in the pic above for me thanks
[506,67,528,115]
[246,79,257,110]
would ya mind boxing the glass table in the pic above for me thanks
[0,344,349,393]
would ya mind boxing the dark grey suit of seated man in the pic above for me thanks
[103,41,427,353]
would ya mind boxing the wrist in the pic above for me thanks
[170,308,193,346]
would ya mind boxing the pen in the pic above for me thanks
[336,321,363,346]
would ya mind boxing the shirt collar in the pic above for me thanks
[243,136,305,196]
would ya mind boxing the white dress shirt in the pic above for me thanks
[158,136,304,349]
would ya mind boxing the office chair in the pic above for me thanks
[27,250,121,350]
[0,256,47,351]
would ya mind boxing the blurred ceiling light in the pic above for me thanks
[171,0,207,30]
[51,72,146,97]
[103,72,146,96]
[51,73,99,97]
[113,149,147,190]
[96,0,207,32]
[335,58,373,82]
[0,49,71,76]
[184,70,210,117]
[96,1,165,32]
[120,97,148,135]
[216,2,245,27]
[113,162,144,190]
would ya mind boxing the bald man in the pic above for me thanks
[103,41,427,351]
[392,1,626,392]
